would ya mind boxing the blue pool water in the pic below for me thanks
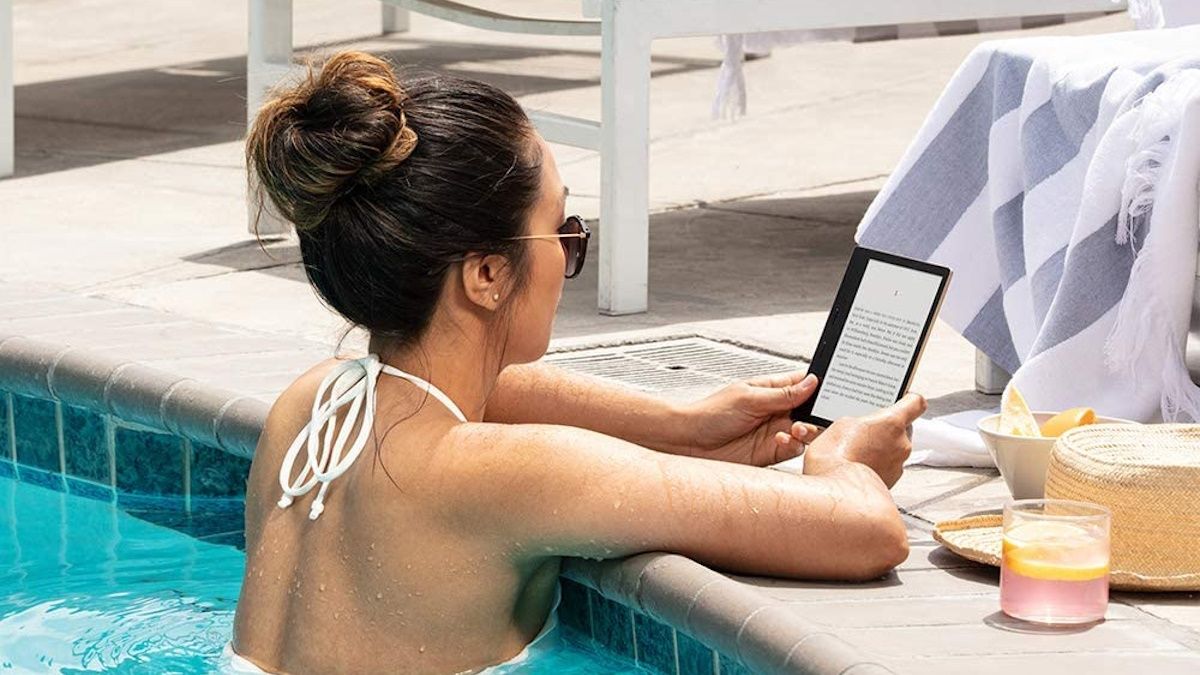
[0,477,645,673]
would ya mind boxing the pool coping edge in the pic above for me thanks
[0,332,265,459]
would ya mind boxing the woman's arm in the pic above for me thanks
[445,395,923,581]
[483,362,694,455]
[484,362,817,464]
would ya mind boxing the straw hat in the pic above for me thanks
[934,424,1200,592]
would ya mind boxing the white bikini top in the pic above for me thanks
[276,354,468,520]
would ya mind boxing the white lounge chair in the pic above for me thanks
[245,1,1127,316]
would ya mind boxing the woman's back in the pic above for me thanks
[234,361,561,673]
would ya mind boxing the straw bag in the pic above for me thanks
[935,424,1200,592]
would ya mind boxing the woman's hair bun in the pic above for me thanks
[246,50,419,231]
[244,50,543,347]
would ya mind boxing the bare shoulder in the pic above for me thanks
[261,358,344,441]
[246,358,347,496]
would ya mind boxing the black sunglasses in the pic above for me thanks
[510,215,591,279]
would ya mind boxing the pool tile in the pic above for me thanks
[634,612,678,675]
[66,476,115,502]
[17,463,65,492]
[123,504,242,537]
[559,578,593,636]
[183,511,245,538]
[717,654,753,675]
[1,392,11,459]
[117,492,188,512]
[188,495,246,515]
[199,530,247,550]
[62,404,110,484]
[114,426,184,495]
[676,631,716,675]
[0,459,15,479]
[591,590,636,660]
[12,394,60,472]
[189,443,251,497]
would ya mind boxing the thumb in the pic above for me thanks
[882,392,927,425]
[748,374,817,413]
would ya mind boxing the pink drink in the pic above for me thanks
[1000,500,1111,625]
[1000,566,1109,624]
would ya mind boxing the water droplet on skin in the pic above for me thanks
[419,646,426,654]
[319,584,326,592]
[370,542,376,550]
[376,593,383,600]
[367,555,374,562]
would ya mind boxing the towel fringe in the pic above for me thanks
[1106,71,1200,421]
[1116,140,1167,247]
[1127,0,1166,30]
[1161,333,1200,421]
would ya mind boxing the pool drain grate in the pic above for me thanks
[544,337,805,399]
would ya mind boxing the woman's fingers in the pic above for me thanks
[745,370,810,389]
[791,421,822,441]
[772,431,805,462]
[744,373,819,414]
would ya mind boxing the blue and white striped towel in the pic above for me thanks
[858,27,1200,465]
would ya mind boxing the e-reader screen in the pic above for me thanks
[792,247,950,427]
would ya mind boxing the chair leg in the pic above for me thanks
[975,348,1011,395]
[1,0,13,178]
[247,0,294,237]
[381,4,411,34]
[598,2,652,315]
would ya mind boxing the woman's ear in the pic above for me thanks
[460,252,511,311]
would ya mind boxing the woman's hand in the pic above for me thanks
[679,371,823,467]
[802,394,926,488]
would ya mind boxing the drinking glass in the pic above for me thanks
[1000,499,1111,625]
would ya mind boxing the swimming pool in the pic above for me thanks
[0,476,648,673]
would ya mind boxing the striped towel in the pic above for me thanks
[857,26,1200,444]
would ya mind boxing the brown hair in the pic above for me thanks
[246,50,543,347]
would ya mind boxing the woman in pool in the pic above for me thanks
[232,50,924,673]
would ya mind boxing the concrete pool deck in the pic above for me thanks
[3,1,1199,672]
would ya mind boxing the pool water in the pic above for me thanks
[0,477,645,674]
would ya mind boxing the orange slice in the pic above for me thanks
[1039,407,1096,438]
[999,383,1041,437]
[1003,522,1109,582]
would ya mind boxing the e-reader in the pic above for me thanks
[791,246,951,427]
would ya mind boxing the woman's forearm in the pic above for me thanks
[484,362,696,455]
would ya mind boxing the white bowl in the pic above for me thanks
[977,412,1136,499]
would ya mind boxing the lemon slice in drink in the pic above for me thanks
[999,383,1041,437]
[1003,522,1108,582]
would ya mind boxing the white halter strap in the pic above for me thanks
[276,354,468,520]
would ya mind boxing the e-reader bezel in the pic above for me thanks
[791,246,951,428]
